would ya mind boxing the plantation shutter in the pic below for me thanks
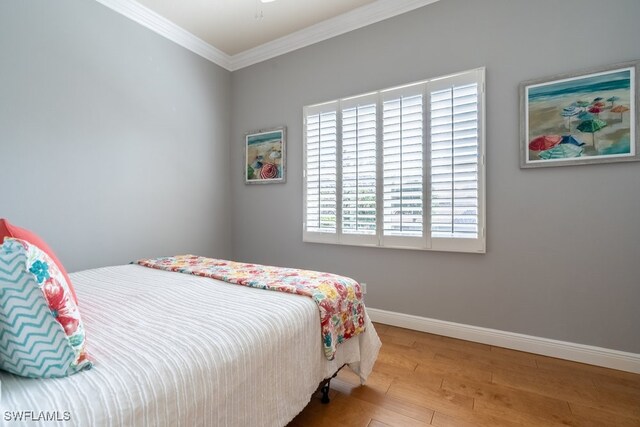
[304,103,338,240]
[429,69,485,252]
[341,94,378,244]
[303,68,485,253]
[381,84,426,248]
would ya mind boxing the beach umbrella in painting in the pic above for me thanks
[592,101,606,109]
[539,143,584,160]
[259,163,279,179]
[561,105,581,131]
[577,119,607,147]
[560,135,585,147]
[588,105,603,116]
[577,111,594,121]
[269,150,282,160]
[576,100,590,108]
[593,97,604,102]
[251,160,263,170]
[529,135,562,151]
[607,96,620,107]
[610,105,630,121]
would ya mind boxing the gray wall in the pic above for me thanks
[0,0,232,271]
[230,0,640,353]
[1,0,638,354]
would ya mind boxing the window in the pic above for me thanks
[303,68,485,253]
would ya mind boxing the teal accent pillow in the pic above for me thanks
[0,238,92,378]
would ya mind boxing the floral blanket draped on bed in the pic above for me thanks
[135,255,366,359]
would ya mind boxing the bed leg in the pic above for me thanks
[320,380,331,404]
[319,364,345,404]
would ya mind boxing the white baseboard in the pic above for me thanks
[367,308,640,374]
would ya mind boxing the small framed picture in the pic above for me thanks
[245,127,286,184]
[520,60,639,168]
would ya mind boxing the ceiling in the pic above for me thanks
[96,0,439,70]
[135,0,376,56]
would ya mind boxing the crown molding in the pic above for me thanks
[229,0,440,71]
[95,0,440,72]
[94,0,232,70]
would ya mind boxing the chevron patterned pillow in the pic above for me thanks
[0,238,92,378]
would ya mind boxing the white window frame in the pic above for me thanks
[303,68,486,253]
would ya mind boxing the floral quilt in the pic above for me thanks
[135,255,366,359]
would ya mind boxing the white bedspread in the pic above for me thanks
[0,264,381,426]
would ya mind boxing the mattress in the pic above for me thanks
[0,264,381,426]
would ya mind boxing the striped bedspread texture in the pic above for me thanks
[135,255,366,360]
[0,264,381,427]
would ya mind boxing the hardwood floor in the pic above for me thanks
[289,323,640,427]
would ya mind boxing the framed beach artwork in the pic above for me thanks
[520,60,640,168]
[245,127,286,184]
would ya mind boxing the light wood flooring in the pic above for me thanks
[289,323,640,427]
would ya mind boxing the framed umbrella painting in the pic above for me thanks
[245,127,286,184]
[520,60,640,168]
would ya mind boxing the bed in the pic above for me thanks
[0,263,381,426]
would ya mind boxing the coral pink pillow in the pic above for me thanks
[0,218,78,304]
